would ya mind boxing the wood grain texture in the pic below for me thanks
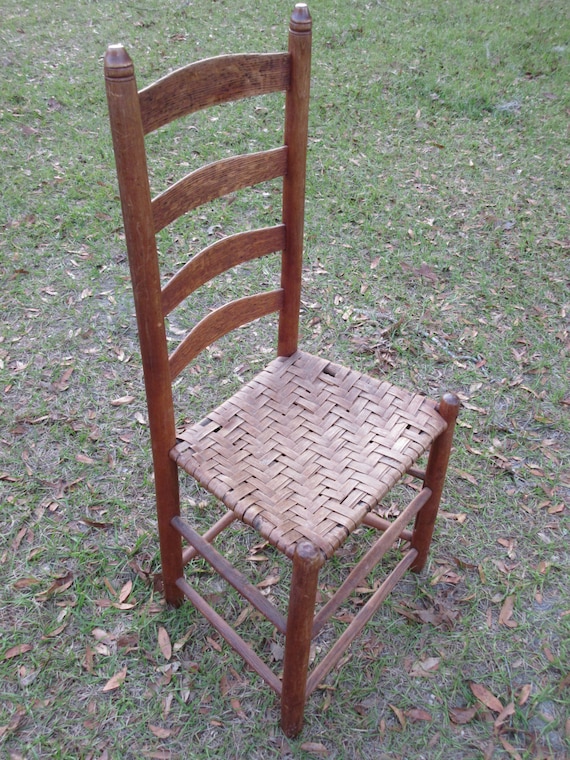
[161,225,286,316]
[277,6,312,356]
[169,290,283,379]
[176,575,282,695]
[104,45,184,606]
[152,147,287,233]
[140,53,290,134]
[172,516,287,633]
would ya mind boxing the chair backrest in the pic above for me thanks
[104,5,312,450]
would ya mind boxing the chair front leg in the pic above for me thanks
[410,392,460,573]
[281,541,323,738]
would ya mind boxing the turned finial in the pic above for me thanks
[290,3,312,34]
[104,44,134,78]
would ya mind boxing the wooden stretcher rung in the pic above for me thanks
[176,576,282,696]
[312,488,430,635]
[172,515,287,634]
[305,548,418,697]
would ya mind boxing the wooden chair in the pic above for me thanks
[104,3,459,737]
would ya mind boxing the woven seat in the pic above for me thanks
[172,350,446,558]
[104,2,459,738]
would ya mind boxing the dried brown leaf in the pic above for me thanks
[206,636,222,652]
[494,701,515,729]
[43,623,68,638]
[256,574,280,588]
[230,698,247,719]
[111,395,135,406]
[13,577,40,589]
[36,570,74,600]
[389,704,407,730]
[81,517,113,530]
[102,666,127,692]
[498,736,523,760]
[470,682,503,713]
[409,657,440,677]
[76,453,96,465]
[449,705,478,724]
[518,684,531,706]
[3,643,33,660]
[0,706,25,740]
[173,627,194,652]
[498,596,517,628]
[157,626,172,661]
[299,742,329,757]
[405,707,432,722]
[118,580,133,603]
[148,724,173,739]
[53,366,74,392]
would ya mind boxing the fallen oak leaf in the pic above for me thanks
[0,706,25,741]
[449,705,478,724]
[230,697,247,719]
[118,580,133,603]
[299,742,329,757]
[499,736,523,760]
[494,701,515,730]
[80,517,113,529]
[3,643,33,660]
[405,707,432,722]
[518,684,531,705]
[158,626,172,661]
[13,577,40,589]
[498,596,518,628]
[76,453,96,465]
[53,366,74,392]
[111,395,135,406]
[102,666,127,692]
[149,724,173,739]
[389,704,407,730]
[36,570,74,600]
[42,623,68,639]
[111,601,137,610]
[409,657,440,677]
[470,682,503,713]
[256,574,280,589]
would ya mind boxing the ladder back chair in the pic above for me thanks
[104,3,459,737]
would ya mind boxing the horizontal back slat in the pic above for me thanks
[140,53,290,135]
[161,225,286,316]
[152,147,287,233]
[169,290,284,379]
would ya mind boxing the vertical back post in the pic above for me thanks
[278,3,312,356]
[104,46,184,606]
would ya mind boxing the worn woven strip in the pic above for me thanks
[171,351,446,558]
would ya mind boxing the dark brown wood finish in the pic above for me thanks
[104,45,184,606]
[152,147,288,233]
[410,392,460,571]
[281,541,323,737]
[104,2,460,739]
[277,4,312,356]
[140,53,290,134]
[161,225,286,315]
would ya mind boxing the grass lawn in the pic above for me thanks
[1,0,568,757]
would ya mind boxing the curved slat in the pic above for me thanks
[152,147,287,233]
[169,290,283,379]
[161,225,286,316]
[139,53,290,135]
